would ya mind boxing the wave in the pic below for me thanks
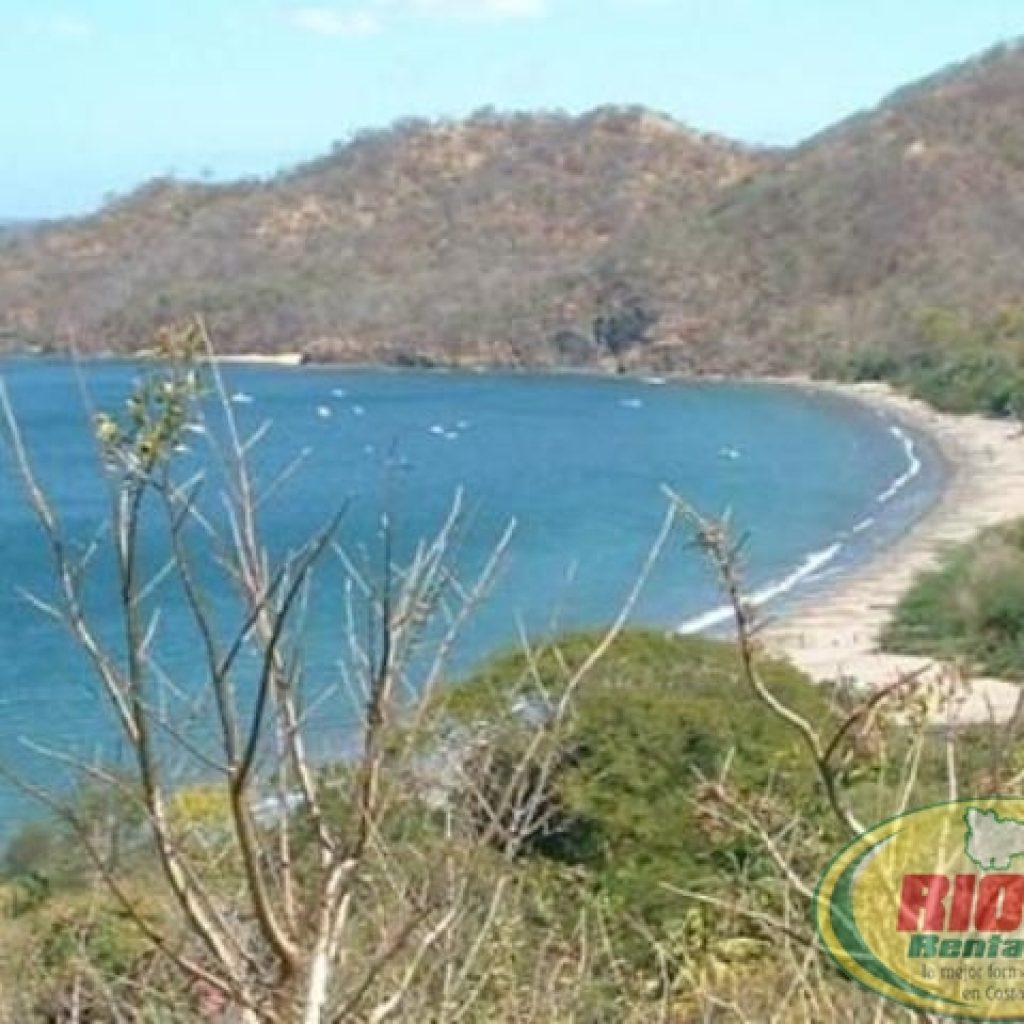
[676,421,924,636]
[677,542,844,635]
[876,425,921,505]
[851,516,876,535]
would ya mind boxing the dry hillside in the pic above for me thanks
[3,41,1024,372]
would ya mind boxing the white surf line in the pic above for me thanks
[677,542,844,635]
[876,425,922,504]
[761,379,1024,723]
[677,419,926,636]
[851,516,876,535]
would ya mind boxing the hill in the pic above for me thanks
[0,219,43,242]
[3,41,1024,373]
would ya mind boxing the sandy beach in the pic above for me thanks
[762,380,1024,724]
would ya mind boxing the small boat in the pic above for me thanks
[352,404,365,416]
[620,398,643,409]
[316,405,332,419]
[230,392,254,405]
[719,446,741,460]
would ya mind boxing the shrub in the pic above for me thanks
[2,822,56,881]
[834,305,1024,417]
[883,519,1024,677]
[438,630,834,927]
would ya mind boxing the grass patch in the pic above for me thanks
[883,519,1024,677]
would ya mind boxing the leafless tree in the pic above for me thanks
[664,491,990,1024]
[0,321,676,1022]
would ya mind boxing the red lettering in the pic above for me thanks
[975,875,1024,932]
[948,874,977,932]
[898,874,950,932]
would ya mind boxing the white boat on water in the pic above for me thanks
[230,392,254,405]
[213,352,306,367]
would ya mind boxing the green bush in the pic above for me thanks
[439,630,835,926]
[3,822,56,881]
[883,519,1024,677]
[835,305,1024,417]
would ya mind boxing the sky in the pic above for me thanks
[1,0,1023,219]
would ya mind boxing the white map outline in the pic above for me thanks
[964,807,1024,871]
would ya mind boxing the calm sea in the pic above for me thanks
[0,362,942,831]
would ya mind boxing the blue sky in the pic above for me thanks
[2,0,1022,218]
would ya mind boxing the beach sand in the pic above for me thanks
[763,380,1024,725]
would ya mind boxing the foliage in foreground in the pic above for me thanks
[1,631,838,1018]
[0,626,1008,1021]
[0,626,1007,1019]
[437,630,836,923]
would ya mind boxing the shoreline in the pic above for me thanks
[6,350,1023,720]
[761,379,1024,724]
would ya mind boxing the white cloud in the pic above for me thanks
[285,6,380,36]
[280,0,543,38]
[407,0,546,18]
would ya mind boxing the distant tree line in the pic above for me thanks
[833,304,1024,417]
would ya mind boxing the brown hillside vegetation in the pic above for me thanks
[3,40,1024,371]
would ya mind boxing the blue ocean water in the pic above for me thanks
[0,362,942,830]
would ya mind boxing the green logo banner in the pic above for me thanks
[816,798,1024,1019]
